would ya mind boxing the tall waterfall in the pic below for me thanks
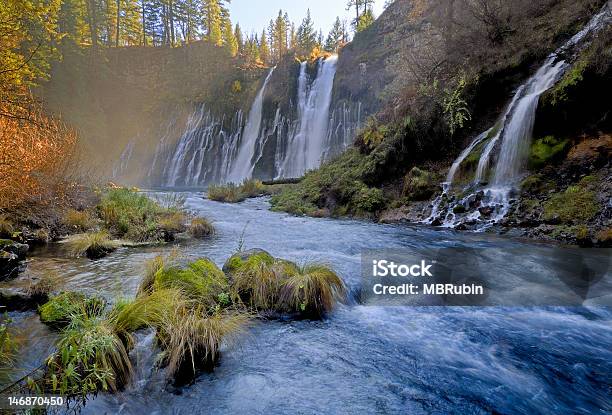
[429,3,611,227]
[278,56,339,178]
[144,54,352,187]
[227,68,275,183]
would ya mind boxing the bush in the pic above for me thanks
[402,167,438,201]
[65,231,118,259]
[158,211,187,236]
[543,179,600,223]
[39,292,106,328]
[189,217,215,238]
[278,263,346,318]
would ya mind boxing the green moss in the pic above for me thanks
[529,136,569,169]
[402,167,438,201]
[270,148,385,216]
[39,292,106,327]
[546,59,588,106]
[154,259,229,304]
[543,182,600,223]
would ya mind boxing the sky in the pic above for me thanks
[228,0,387,38]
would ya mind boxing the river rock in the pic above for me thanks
[478,206,494,217]
[0,240,29,280]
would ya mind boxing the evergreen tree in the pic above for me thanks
[222,17,238,56]
[356,8,374,32]
[202,0,222,46]
[325,16,345,52]
[259,29,270,64]
[297,9,316,54]
[234,23,243,53]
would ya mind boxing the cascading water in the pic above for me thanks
[227,68,275,183]
[428,3,611,228]
[142,54,353,187]
[278,56,339,178]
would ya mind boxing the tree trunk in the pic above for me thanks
[86,0,98,50]
[141,0,147,46]
[115,0,121,47]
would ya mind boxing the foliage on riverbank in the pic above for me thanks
[207,179,280,203]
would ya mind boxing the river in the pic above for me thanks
[5,194,612,414]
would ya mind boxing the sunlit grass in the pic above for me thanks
[64,231,118,259]
[189,217,215,238]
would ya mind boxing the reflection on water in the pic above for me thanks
[5,194,611,414]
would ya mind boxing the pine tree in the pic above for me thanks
[325,16,344,52]
[297,9,316,54]
[234,23,243,54]
[259,29,270,64]
[356,8,374,32]
[202,0,222,46]
[222,17,238,56]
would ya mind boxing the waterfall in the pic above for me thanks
[227,67,275,183]
[429,3,611,227]
[146,54,351,187]
[279,56,339,178]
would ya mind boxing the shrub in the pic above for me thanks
[189,217,215,238]
[352,185,386,213]
[38,292,106,328]
[65,231,118,259]
[279,263,346,318]
[543,182,600,223]
[63,209,94,232]
[595,228,612,246]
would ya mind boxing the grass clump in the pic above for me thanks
[189,217,215,238]
[44,313,133,398]
[38,292,106,328]
[225,249,346,317]
[543,178,600,223]
[0,317,17,378]
[279,262,346,318]
[65,231,118,259]
[207,179,268,203]
[98,188,185,242]
[63,209,95,232]
[226,250,280,310]
[402,167,439,201]
[153,259,229,305]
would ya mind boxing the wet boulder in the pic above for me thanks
[0,239,29,280]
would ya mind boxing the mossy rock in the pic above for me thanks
[402,167,438,201]
[543,180,600,224]
[154,258,228,304]
[223,249,275,276]
[38,292,106,328]
[529,136,569,169]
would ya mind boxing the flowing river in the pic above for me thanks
[5,194,611,414]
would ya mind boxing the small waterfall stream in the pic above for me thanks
[227,68,276,183]
[429,3,611,228]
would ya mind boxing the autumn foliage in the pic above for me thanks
[0,98,81,218]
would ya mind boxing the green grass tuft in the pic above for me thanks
[189,217,215,238]
[38,292,106,328]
